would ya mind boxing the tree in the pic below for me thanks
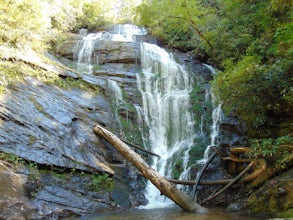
[135,0,213,52]
[0,0,50,49]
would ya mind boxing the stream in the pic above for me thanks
[71,207,263,220]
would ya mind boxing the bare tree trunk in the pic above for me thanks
[94,124,207,213]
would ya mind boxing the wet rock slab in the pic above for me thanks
[0,76,114,174]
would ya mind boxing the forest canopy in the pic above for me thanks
[0,0,141,49]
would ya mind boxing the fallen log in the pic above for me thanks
[242,159,267,182]
[93,124,207,213]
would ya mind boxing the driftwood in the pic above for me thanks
[167,158,265,186]
[230,147,253,154]
[242,159,267,182]
[200,161,254,205]
[192,151,217,200]
[223,156,252,163]
[93,124,207,213]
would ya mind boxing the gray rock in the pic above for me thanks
[94,40,140,64]
[33,185,116,216]
[56,37,140,65]
[0,76,115,174]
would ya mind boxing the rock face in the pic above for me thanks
[94,40,140,64]
[57,36,140,64]
[0,76,114,174]
[0,57,146,219]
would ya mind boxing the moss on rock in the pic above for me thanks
[247,168,293,214]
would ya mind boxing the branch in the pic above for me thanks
[167,178,232,186]
[120,138,161,158]
[192,151,217,200]
[167,16,214,50]
[200,161,254,205]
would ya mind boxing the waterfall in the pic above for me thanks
[198,104,223,163]
[137,43,195,208]
[111,24,147,42]
[198,82,223,164]
[72,32,102,74]
[72,24,147,74]
[107,79,123,104]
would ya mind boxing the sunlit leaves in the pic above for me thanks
[0,0,49,49]
[135,0,213,51]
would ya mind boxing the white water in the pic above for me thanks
[72,32,102,74]
[198,100,223,164]
[72,24,147,74]
[111,24,147,42]
[107,79,123,104]
[137,43,195,208]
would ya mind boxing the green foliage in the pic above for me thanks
[135,0,213,51]
[0,0,138,50]
[0,0,49,49]
[0,58,100,97]
[75,2,107,31]
[248,135,293,169]
[87,174,114,192]
[213,54,292,136]
[56,77,100,93]
[0,152,24,165]
[208,0,292,137]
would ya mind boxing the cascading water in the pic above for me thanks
[72,31,103,74]
[197,68,223,164]
[197,103,223,164]
[107,79,126,136]
[111,24,147,42]
[72,24,147,74]
[137,43,196,208]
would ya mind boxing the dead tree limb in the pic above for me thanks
[200,161,254,205]
[242,159,266,182]
[93,124,207,213]
[167,178,232,186]
[120,138,160,158]
[192,151,217,200]
[230,147,253,154]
